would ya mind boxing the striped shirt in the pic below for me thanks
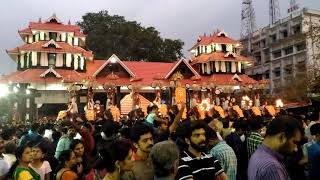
[247,132,264,159]
[248,144,291,180]
[175,150,224,180]
[210,141,237,180]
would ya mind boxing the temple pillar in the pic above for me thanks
[17,83,28,123]
[186,88,190,112]
[168,87,172,106]
[116,86,121,110]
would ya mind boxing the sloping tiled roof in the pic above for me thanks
[3,56,260,86]
[190,52,253,64]
[203,74,257,85]
[18,22,86,37]
[190,32,239,50]
[18,28,32,34]
[29,22,79,32]
[123,61,175,84]
[3,68,86,83]
[7,41,93,58]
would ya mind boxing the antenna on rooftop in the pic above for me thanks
[240,0,257,54]
[269,0,281,24]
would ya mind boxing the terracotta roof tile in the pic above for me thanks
[4,68,85,83]
[199,74,258,85]
[7,41,93,58]
[123,61,175,85]
[18,28,32,34]
[29,22,80,32]
[190,32,239,50]
[74,31,86,37]
[190,52,253,64]
[18,22,86,37]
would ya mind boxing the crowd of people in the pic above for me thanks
[0,102,319,180]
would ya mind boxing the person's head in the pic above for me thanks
[159,121,168,131]
[249,119,263,132]
[30,123,40,132]
[151,105,158,113]
[58,150,77,169]
[185,121,207,153]
[100,139,133,173]
[102,120,119,138]
[310,123,320,140]
[206,127,219,149]
[188,107,200,121]
[130,123,154,154]
[232,120,247,136]
[222,118,230,129]
[150,141,180,178]
[4,142,16,154]
[265,115,303,155]
[67,127,76,138]
[70,139,84,158]
[16,142,33,164]
[52,130,61,142]
[32,142,46,161]
[60,127,68,135]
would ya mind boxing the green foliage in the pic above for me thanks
[77,10,184,62]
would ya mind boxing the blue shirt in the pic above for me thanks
[308,141,320,179]
[248,144,290,180]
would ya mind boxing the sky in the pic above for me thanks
[0,0,319,74]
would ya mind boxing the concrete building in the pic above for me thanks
[243,8,320,96]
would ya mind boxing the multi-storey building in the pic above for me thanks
[243,8,320,96]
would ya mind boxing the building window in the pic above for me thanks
[270,34,277,43]
[281,30,288,38]
[254,52,261,64]
[284,46,293,55]
[292,25,301,34]
[274,67,281,77]
[48,53,56,68]
[49,32,57,41]
[260,39,266,48]
[221,44,226,52]
[285,65,292,75]
[265,70,270,79]
[272,50,281,59]
[296,42,306,51]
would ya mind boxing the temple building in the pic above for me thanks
[1,14,267,121]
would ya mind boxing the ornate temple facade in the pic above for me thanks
[1,15,267,121]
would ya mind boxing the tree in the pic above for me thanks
[78,10,184,62]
